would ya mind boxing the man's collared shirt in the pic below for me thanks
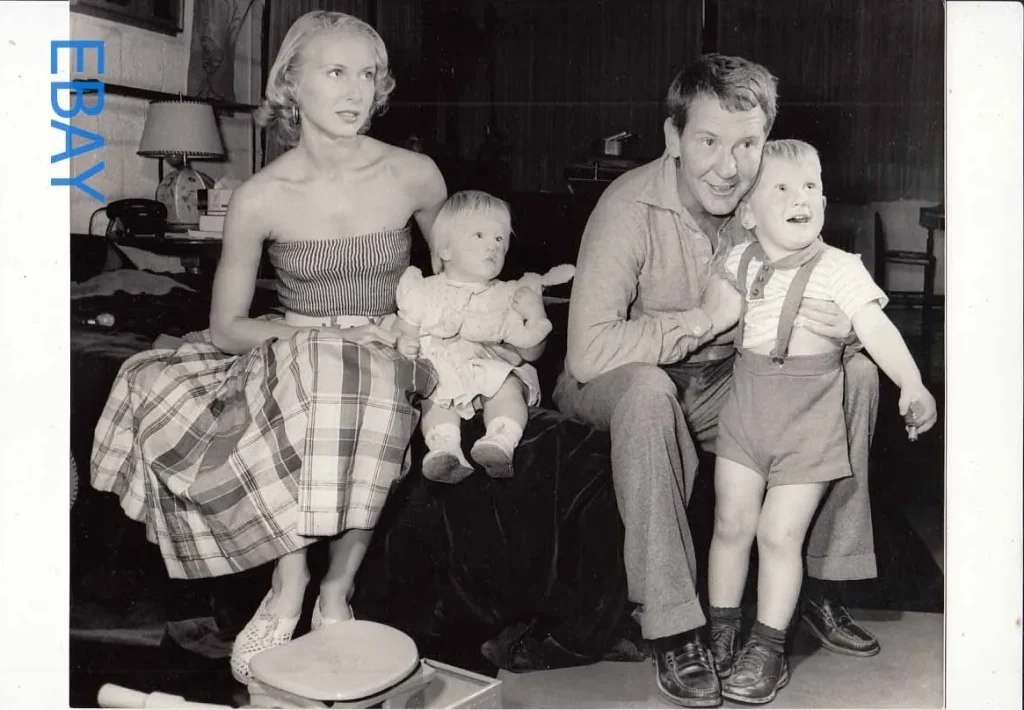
[565,151,750,384]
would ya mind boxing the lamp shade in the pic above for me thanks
[137,100,224,158]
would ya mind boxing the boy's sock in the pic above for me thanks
[749,620,787,654]
[709,605,742,630]
[709,606,743,673]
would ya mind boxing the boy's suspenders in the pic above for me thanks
[734,240,827,364]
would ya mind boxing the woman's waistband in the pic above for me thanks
[283,312,396,329]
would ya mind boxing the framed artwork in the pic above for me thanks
[71,0,183,36]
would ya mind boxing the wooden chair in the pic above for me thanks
[873,205,943,337]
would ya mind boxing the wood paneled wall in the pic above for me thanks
[402,0,704,193]
[259,0,944,203]
[716,0,944,202]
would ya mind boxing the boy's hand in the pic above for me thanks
[899,383,938,440]
[701,275,742,336]
[396,334,421,359]
[799,298,855,343]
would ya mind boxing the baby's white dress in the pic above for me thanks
[396,267,542,419]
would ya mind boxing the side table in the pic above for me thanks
[86,233,223,276]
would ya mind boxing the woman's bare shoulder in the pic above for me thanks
[234,153,302,205]
[373,142,446,209]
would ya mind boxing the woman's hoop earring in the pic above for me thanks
[290,105,299,124]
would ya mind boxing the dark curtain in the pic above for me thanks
[717,0,945,203]
[187,0,260,103]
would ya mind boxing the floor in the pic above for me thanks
[70,305,945,708]
[498,611,943,709]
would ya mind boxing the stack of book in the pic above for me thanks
[185,189,232,240]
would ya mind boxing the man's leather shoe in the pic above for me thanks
[801,597,880,657]
[653,635,721,707]
[721,638,790,704]
[709,622,741,678]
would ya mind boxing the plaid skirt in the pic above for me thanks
[91,328,438,579]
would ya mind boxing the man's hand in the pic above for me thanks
[799,298,854,342]
[701,275,742,336]
[396,334,420,359]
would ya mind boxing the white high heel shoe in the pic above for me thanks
[310,596,356,630]
[229,589,300,685]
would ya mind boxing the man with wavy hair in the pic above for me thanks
[555,54,887,707]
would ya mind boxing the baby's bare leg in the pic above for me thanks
[483,376,529,429]
[472,377,528,478]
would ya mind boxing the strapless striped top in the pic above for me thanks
[267,226,411,318]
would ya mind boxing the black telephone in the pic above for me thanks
[105,198,168,239]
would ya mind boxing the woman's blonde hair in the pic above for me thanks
[254,11,396,149]
[431,190,513,267]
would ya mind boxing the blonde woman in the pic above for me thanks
[91,11,447,684]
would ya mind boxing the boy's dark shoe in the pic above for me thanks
[654,632,722,707]
[709,622,742,679]
[801,597,880,657]
[721,638,790,705]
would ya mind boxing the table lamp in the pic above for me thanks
[137,100,225,227]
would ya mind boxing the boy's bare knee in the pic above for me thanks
[756,518,805,557]
[715,507,758,546]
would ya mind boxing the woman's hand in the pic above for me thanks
[396,334,420,359]
[799,298,854,343]
[332,323,398,348]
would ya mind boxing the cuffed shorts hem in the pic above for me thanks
[805,551,878,581]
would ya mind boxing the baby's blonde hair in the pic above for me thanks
[431,190,513,267]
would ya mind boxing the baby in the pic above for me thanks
[705,139,937,704]
[394,190,572,484]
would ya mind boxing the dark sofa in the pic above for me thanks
[69,191,646,703]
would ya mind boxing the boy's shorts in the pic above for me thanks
[716,348,853,487]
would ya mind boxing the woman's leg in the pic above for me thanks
[230,548,310,683]
[317,528,374,621]
[755,482,829,630]
[708,457,765,676]
[471,377,528,477]
[267,549,311,617]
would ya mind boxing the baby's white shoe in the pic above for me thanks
[422,449,474,484]
[470,436,515,478]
